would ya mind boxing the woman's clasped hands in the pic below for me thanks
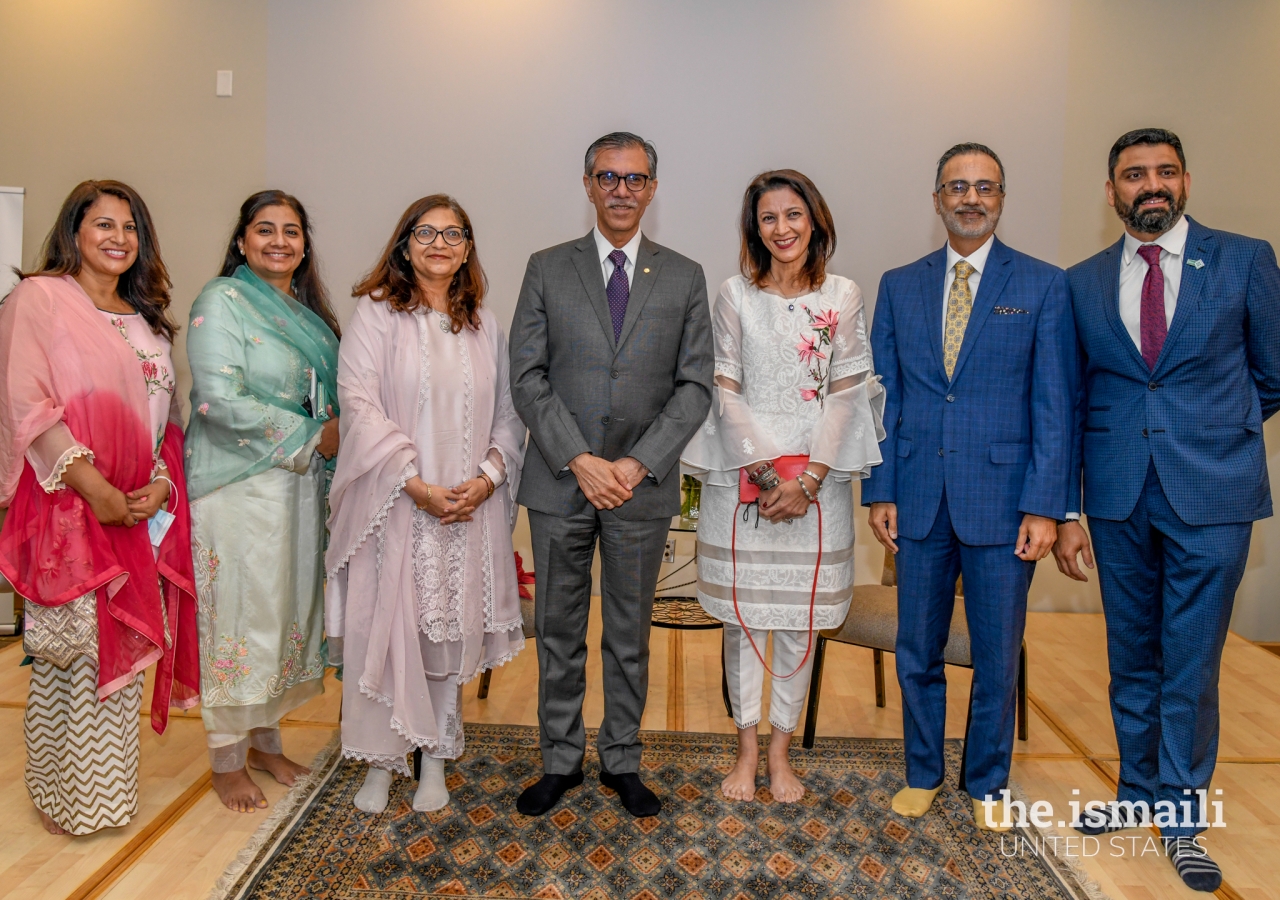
[405,473,492,524]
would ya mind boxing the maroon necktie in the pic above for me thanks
[1137,245,1166,371]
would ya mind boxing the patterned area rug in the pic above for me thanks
[212,725,1101,900]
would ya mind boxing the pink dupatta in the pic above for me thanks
[0,276,199,732]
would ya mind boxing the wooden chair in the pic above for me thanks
[800,552,1028,790]
[475,587,536,699]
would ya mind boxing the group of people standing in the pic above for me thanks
[0,126,1273,895]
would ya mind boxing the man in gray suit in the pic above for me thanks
[510,132,713,817]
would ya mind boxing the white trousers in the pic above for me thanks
[207,727,283,773]
[722,623,815,732]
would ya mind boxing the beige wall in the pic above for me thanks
[1053,0,1280,635]
[2,0,1278,635]
[0,0,268,403]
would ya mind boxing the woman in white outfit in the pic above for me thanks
[682,170,883,802]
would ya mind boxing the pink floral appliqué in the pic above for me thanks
[192,316,205,327]
[797,305,839,405]
[198,402,210,415]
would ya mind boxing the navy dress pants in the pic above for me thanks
[1089,460,1251,838]
[895,489,1034,800]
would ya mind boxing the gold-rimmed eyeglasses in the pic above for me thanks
[936,180,1004,198]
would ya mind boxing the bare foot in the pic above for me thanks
[37,809,69,835]
[248,747,311,787]
[212,767,268,812]
[721,726,759,801]
[766,728,805,803]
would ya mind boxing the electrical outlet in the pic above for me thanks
[663,538,676,563]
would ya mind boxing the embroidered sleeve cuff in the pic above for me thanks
[38,444,94,493]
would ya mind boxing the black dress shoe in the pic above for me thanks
[516,772,583,816]
[600,769,661,818]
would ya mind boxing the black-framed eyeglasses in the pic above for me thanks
[592,171,652,193]
[411,225,469,246]
[936,180,1004,198]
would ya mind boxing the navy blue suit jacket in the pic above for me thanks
[862,236,1077,545]
[1066,216,1280,525]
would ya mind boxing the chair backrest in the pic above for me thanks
[881,550,963,597]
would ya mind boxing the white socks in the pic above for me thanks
[414,757,449,812]
[353,759,450,813]
[354,766,394,813]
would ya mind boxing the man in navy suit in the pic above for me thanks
[1054,128,1280,892]
[865,143,1076,831]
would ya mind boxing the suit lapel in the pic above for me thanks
[920,248,948,383]
[615,236,663,352]
[949,237,1011,384]
[1154,216,1213,375]
[571,231,618,348]
[1098,235,1146,371]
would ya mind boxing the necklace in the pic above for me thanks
[437,311,450,333]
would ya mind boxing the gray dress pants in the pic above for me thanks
[528,507,669,775]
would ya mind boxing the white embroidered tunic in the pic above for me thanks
[682,275,885,631]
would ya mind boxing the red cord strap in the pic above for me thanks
[730,499,822,679]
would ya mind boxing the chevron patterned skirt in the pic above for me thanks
[25,654,143,835]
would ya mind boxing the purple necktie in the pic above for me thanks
[1137,244,1166,371]
[606,248,629,342]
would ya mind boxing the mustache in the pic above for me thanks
[954,205,988,216]
[1132,189,1175,208]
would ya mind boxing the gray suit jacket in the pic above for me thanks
[510,231,714,520]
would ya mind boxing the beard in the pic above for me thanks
[940,201,1001,240]
[1115,188,1186,234]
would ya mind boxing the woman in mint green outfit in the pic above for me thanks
[185,190,342,813]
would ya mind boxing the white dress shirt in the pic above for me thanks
[1118,213,1188,349]
[943,234,995,332]
[593,226,643,290]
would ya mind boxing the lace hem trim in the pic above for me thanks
[389,715,463,758]
[40,444,94,492]
[457,633,526,685]
[357,677,393,708]
[327,465,412,580]
[342,746,411,777]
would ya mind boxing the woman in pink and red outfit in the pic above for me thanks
[0,180,199,835]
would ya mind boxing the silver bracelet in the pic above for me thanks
[801,469,824,493]
[796,475,816,503]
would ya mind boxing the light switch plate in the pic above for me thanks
[216,70,233,97]
[663,539,676,563]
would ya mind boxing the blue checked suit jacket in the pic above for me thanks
[862,237,1077,545]
[1066,216,1280,525]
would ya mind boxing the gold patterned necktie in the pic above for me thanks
[943,260,975,378]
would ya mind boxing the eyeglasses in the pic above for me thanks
[592,171,652,193]
[937,180,1004,198]
[411,225,468,246]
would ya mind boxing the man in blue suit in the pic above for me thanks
[1054,128,1280,892]
[865,143,1076,831]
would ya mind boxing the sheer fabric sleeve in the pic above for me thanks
[808,279,885,479]
[480,314,525,509]
[186,287,320,475]
[679,280,781,484]
[26,422,93,492]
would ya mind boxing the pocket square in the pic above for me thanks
[992,306,1030,315]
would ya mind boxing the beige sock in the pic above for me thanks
[972,797,1013,832]
[892,785,941,818]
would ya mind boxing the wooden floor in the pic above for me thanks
[1,611,1277,900]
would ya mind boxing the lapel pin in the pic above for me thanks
[643,267,650,274]
[1186,258,1205,269]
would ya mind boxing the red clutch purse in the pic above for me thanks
[739,455,810,504]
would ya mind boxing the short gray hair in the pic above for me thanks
[584,132,657,178]
[935,142,1005,190]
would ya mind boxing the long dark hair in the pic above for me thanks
[353,194,487,333]
[21,179,177,341]
[219,190,341,339]
[739,169,837,292]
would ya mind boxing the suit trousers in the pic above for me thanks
[895,489,1033,800]
[1088,459,1251,837]
[528,507,670,775]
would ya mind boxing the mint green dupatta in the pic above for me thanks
[185,266,340,500]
